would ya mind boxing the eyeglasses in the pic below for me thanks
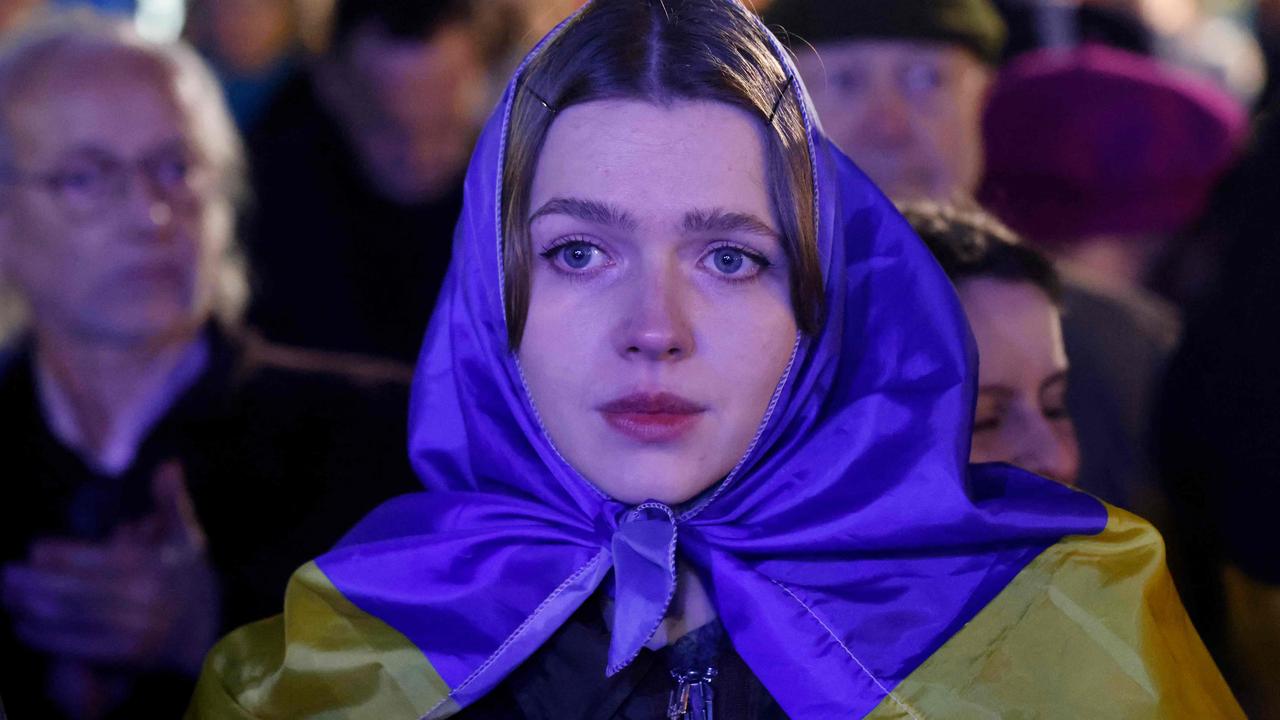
[0,143,210,218]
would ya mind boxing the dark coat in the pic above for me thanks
[1061,275,1179,533]
[1153,102,1280,674]
[0,324,421,719]
[460,592,787,720]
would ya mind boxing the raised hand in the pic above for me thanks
[2,461,220,675]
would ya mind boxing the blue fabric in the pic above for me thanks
[315,4,1110,717]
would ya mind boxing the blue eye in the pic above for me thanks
[713,249,745,274]
[701,245,770,280]
[560,243,596,269]
[540,239,608,274]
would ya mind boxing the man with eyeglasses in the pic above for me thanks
[0,16,418,719]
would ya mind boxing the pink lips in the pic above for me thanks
[597,392,706,443]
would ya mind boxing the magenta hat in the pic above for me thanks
[979,44,1247,244]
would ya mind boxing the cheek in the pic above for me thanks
[517,280,609,409]
[818,100,869,147]
[12,247,108,325]
[935,92,985,153]
[717,303,792,363]
[968,427,1016,465]
[915,108,962,154]
[701,288,797,407]
[523,275,611,348]
[7,219,87,291]
[1053,419,1081,462]
[968,433,998,464]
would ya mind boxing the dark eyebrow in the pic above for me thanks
[529,196,638,231]
[683,208,779,238]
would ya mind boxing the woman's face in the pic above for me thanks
[959,277,1080,485]
[518,99,798,505]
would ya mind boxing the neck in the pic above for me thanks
[32,323,204,454]
[647,564,718,650]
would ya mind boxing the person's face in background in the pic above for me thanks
[1083,0,1198,35]
[322,20,488,205]
[525,0,589,39]
[959,277,1080,485]
[795,40,991,202]
[0,57,224,346]
[518,100,798,506]
[0,0,42,35]
[189,0,296,73]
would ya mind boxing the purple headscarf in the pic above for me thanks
[315,4,1107,717]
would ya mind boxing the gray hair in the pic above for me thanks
[0,10,250,343]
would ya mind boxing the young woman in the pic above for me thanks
[903,203,1081,486]
[190,1,1237,717]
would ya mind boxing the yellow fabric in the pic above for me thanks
[185,561,455,720]
[188,508,1240,719]
[866,506,1243,719]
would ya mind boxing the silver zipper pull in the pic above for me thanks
[667,667,717,720]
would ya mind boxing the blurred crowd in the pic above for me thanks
[0,0,1276,717]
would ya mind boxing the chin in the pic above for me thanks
[583,460,721,507]
[77,306,202,345]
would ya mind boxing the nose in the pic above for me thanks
[121,166,174,234]
[859,83,914,147]
[1016,415,1081,487]
[614,263,695,362]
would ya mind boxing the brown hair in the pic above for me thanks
[501,0,823,347]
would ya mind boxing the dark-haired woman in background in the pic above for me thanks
[903,203,1080,486]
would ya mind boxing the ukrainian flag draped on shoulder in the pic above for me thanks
[188,2,1240,717]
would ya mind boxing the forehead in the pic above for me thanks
[530,99,772,224]
[6,51,185,162]
[808,38,974,68]
[957,278,1067,381]
[348,22,478,81]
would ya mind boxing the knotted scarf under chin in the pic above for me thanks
[606,502,680,674]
